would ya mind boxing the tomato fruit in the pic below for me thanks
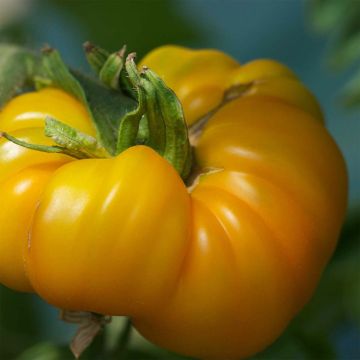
[0,46,347,359]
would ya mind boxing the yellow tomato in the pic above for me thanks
[0,46,347,360]
[132,96,346,359]
[0,134,66,291]
[139,45,239,125]
[0,88,95,291]
[26,145,191,314]
[0,88,96,135]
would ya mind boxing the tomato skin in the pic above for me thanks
[0,88,96,135]
[139,45,239,125]
[0,164,52,291]
[0,47,348,360]
[0,88,93,292]
[26,145,191,316]
[132,96,346,359]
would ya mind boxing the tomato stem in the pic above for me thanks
[111,318,133,359]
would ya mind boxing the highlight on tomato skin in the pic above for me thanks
[0,42,348,360]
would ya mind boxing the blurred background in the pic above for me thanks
[0,0,359,359]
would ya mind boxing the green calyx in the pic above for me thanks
[0,42,192,180]
[85,43,191,177]
[0,45,39,107]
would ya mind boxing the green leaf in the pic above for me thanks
[0,286,41,359]
[0,44,38,108]
[308,0,360,105]
[38,48,86,101]
[74,70,137,155]
[330,12,360,70]
[39,49,137,155]
[308,0,350,34]
[341,67,360,106]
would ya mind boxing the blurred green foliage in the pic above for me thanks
[309,0,360,106]
[51,0,202,57]
[0,289,41,359]
[0,0,200,60]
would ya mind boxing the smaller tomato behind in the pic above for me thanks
[228,58,297,83]
[0,88,96,135]
[140,46,324,125]
[139,45,239,125]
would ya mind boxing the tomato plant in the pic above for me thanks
[0,43,347,359]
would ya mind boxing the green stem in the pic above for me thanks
[0,132,88,159]
[45,117,110,158]
[111,318,132,359]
